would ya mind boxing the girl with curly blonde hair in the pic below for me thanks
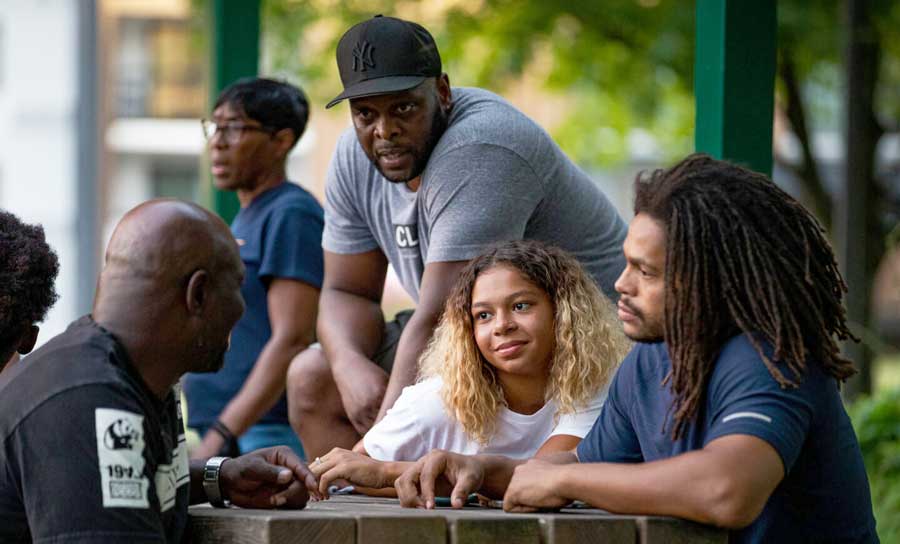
[311,240,629,497]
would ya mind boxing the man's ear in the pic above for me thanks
[17,325,39,355]
[273,127,296,159]
[436,73,452,110]
[185,269,210,316]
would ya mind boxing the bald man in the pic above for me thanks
[0,200,318,543]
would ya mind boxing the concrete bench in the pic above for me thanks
[189,495,726,543]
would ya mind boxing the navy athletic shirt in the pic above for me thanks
[184,182,324,430]
[577,335,878,543]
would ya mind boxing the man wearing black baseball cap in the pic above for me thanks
[288,15,627,458]
[325,15,441,108]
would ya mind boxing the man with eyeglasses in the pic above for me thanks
[184,77,323,462]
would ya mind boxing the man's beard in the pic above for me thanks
[378,105,449,183]
[620,299,664,343]
[624,328,665,344]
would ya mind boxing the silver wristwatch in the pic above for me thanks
[203,456,231,507]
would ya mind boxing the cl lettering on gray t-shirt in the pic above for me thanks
[323,87,627,302]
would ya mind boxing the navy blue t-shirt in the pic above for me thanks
[184,182,324,428]
[576,335,877,543]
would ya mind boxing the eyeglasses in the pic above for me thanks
[201,119,276,145]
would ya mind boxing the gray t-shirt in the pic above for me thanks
[323,87,627,302]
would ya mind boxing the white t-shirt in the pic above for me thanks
[363,377,606,462]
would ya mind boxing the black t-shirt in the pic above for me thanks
[0,317,190,543]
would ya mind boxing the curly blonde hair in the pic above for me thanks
[419,240,631,444]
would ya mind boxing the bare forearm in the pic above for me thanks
[535,436,581,457]
[343,459,414,489]
[381,460,413,486]
[217,335,308,436]
[376,260,468,418]
[559,451,761,527]
[377,312,437,418]
[318,287,384,366]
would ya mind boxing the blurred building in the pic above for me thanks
[101,0,208,243]
[0,0,85,341]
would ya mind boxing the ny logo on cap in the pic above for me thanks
[353,41,376,72]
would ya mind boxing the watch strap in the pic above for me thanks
[203,456,231,507]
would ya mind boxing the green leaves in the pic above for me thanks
[251,0,900,173]
[254,0,697,167]
[850,389,900,542]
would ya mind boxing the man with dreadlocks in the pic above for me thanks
[476,154,876,541]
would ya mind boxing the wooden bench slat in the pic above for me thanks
[356,515,446,544]
[188,495,727,543]
[638,517,728,544]
[540,516,637,544]
[450,517,542,544]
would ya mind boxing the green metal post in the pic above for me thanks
[694,0,776,176]
[208,0,260,223]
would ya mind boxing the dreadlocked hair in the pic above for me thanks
[419,240,630,445]
[634,153,857,439]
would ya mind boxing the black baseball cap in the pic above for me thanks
[326,15,442,109]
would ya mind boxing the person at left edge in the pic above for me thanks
[0,199,318,544]
[185,77,324,459]
[0,210,59,375]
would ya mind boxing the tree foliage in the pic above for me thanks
[259,0,697,168]
[851,388,900,542]
[260,1,898,185]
